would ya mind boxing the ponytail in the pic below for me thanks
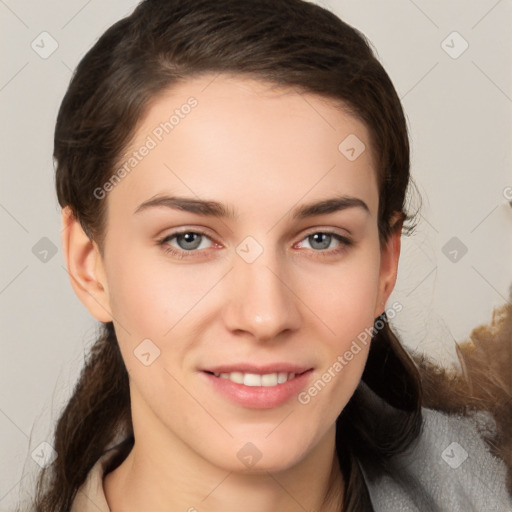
[33,323,132,512]
[336,316,424,510]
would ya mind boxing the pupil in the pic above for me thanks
[179,232,200,250]
[312,233,330,250]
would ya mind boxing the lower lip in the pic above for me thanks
[202,370,313,409]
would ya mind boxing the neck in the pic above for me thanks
[105,437,344,512]
[104,387,344,512]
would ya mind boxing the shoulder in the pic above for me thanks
[69,446,121,512]
[361,406,512,512]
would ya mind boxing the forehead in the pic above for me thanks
[108,73,378,222]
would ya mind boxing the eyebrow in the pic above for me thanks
[133,194,370,220]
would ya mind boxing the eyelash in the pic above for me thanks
[157,229,352,260]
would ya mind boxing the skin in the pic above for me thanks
[62,73,401,512]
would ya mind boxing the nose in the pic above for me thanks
[222,246,302,342]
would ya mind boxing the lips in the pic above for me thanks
[202,363,312,375]
[202,367,314,409]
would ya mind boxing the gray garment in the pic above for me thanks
[361,405,512,511]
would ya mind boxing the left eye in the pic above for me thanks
[297,232,348,251]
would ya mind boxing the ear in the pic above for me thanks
[61,206,112,322]
[375,212,403,317]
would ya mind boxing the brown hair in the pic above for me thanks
[32,0,426,510]
[416,301,512,493]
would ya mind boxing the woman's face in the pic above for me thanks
[70,73,400,473]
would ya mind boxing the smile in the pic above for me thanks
[203,369,313,409]
[208,371,299,387]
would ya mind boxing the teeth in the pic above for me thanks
[212,371,298,386]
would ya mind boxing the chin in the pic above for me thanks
[206,433,316,474]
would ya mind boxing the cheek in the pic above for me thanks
[299,260,380,424]
[106,262,161,335]
[308,243,382,341]
[105,245,225,354]
[304,242,381,395]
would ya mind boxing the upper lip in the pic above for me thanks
[202,363,312,375]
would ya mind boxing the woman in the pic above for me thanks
[26,0,511,510]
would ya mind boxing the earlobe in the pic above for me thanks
[375,214,403,317]
[61,206,113,323]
